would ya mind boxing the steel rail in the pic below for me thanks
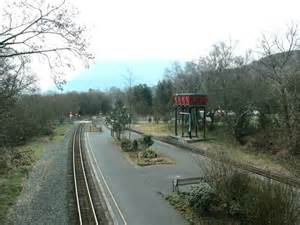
[73,124,99,225]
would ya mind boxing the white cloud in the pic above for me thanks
[73,0,300,60]
[34,0,300,90]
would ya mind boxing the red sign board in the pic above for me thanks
[174,93,208,106]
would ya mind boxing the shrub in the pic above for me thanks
[120,138,132,152]
[201,159,251,199]
[144,135,154,147]
[188,183,218,215]
[221,172,251,217]
[40,125,53,136]
[0,148,12,174]
[132,140,138,151]
[227,201,243,217]
[12,150,34,167]
[139,135,154,149]
[120,138,140,152]
[244,181,300,225]
[142,148,158,158]
[199,159,300,224]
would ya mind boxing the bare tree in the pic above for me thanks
[0,0,92,116]
[202,41,252,112]
[0,0,92,88]
[259,23,300,154]
[0,56,36,115]
[0,0,92,149]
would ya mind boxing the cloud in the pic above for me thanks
[38,0,300,90]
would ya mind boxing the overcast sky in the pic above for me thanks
[40,0,300,91]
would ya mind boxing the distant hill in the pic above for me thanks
[248,50,300,73]
[59,59,177,92]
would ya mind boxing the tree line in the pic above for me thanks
[161,26,299,156]
[0,90,112,147]
[0,0,91,147]
[110,25,300,156]
[0,1,299,156]
[2,32,300,156]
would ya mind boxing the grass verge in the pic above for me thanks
[132,123,172,137]
[0,141,44,224]
[51,122,73,141]
[0,122,72,223]
[132,123,299,177]
[0,171,24,224]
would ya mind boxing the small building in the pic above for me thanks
[174,93,208,139]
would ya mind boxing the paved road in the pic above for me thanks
[84,126,204,225]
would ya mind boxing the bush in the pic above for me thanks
[139,135,154,149]
[199,159,300,224]
[0,148,12,174]
[120,138,132,152]
[244,181,300,225]
[142,148,158,158]
[188,183,218,215]
[132,140,138,151]
[120,138,140,152]
[40,125,53,136]
[12,150,34,167]
[222,172,251,217]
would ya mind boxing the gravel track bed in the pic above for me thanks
[7,125,76,225]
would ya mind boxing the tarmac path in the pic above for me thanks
[84,126,204,225]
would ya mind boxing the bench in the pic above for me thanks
[172,177,205,192]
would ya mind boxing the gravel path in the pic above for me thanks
[7,125,76,225]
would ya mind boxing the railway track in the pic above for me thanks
[73,124,99,225]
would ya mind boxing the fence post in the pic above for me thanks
[173,179,178,192]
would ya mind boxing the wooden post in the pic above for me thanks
[181,107,184,137]
[188,107,192,139]
[175,107,178,136]
[195,107,198,137]
[203,106,206,140]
